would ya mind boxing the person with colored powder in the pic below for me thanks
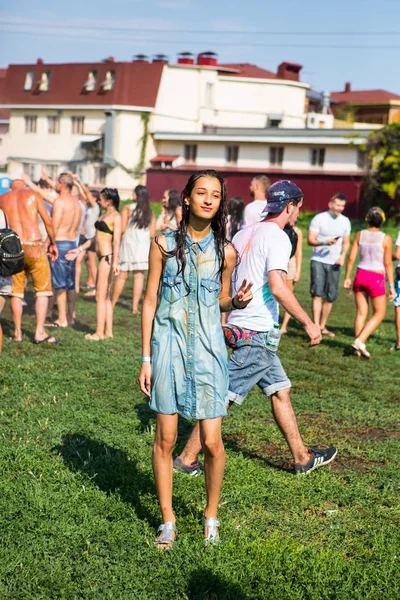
[174,180,337,478]
[138,170,253,549]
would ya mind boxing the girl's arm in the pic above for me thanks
[112,214,122,275]
[121,205,130,234]
[138,237,165,397]
[175,206,182,226]
[219,243,253,312]
[294,227,303,282]
[344,231,361,288]
[383,234,395,301]
[150,212,157,239]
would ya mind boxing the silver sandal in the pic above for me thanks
[202,516,221,546]
[154,522,176,549]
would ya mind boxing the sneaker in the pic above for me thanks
[173,457,204,477]
[294,447,337,475]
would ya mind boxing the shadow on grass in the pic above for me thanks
[54,433,162,528]
[188,569,249,600]
[135,403,196,453]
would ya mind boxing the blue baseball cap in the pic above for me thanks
[261,180,304,215]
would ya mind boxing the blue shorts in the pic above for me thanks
[228,332,291,404]
[50,241,77,290]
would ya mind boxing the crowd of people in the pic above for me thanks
[1,168,399,548]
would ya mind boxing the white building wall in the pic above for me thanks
[8,109,105,163]
[155,139,362,173]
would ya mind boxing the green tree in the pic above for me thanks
[364,123,400,211]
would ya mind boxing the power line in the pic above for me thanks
[1,20,400,36]
[1,27,400,49]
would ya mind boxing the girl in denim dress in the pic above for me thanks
[139,170,253,549]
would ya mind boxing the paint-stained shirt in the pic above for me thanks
[228,222,291,332]
[149,230,228,420]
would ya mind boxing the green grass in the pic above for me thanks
[1,233,400,599]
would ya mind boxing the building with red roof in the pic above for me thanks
[331,82,400,125]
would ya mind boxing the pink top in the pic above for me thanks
[358,230,385,272]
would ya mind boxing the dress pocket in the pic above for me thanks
[162,275,185,304]
[200,277,220,307]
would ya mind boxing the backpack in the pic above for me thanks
[0,211,24,277]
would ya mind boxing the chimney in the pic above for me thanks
[197,51,218,67]
[152,54,169,64]
[103,56,115,63]
[37,58,44,65]
[132,54,149,63]
[277,61,302,82]
[345,82,351,93]
[177,52,195,65]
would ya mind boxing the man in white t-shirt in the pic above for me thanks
[308,193,351,337]
[243,174,271,227]
[174,180,337,477]
[391,232,400,350]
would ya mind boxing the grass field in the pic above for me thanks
[1,223,400,599]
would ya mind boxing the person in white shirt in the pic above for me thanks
[243,175,270,227]
[308,193,351,337]
[391,231,400,351]
[174,180,337,477]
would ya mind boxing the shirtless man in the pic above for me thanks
[48,173,82,328]
[0,182,58,343]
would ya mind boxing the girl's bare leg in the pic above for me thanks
[357,294,386,344]
[199,417,225,523]
[86,251,97,288]
[111,271,128,310]
[87,259,111,339]
[75,251,85,293]
[105,267,114,338]
[354,291,369,338]
[152,413,178,525]
[132,270,144,314]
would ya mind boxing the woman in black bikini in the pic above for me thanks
[67,188,121,340]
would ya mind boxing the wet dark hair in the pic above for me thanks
[38,178,52,190]
[366,206,385,228]
[130,185,152,229]
[157,169,228,284]
[227,196,244,240]
[100,187,120,210]
[90,189,100,202]
[167,189,181,214]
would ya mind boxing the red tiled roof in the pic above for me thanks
[0,77,10,120]
[219,63,277,79]
[1,61,165,107]
[331,89,400,104]
[150,155,179,162]
[0,69,7,79]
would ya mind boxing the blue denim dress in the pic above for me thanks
[149,231,228,420]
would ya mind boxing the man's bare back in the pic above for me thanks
[0,189,45,243]
[52,193,82,241]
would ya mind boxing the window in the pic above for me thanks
[25,116,37,134]
[101,70,115,91]
[184,144,197,164]
[47,116,60,135]
[94,166,107,185]
[22,162,36,180]
[71,116,85,134]
[44,164,58,181]
[38,71,50,92]
[24,71,35,91]
[310,148,325,167]
[205,82,214,108]
[269,147,284,166]
[76,165,85,181]
[357,149,367,170]
[83,71,97,92]
[225,145,239,165]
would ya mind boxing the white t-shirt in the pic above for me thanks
[84,203,100,239]
[396,232,400,267]
[309,211,351,265]
[228,222,291,332]
[244,200,266,227]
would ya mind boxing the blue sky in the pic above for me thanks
[1,0,400,93]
